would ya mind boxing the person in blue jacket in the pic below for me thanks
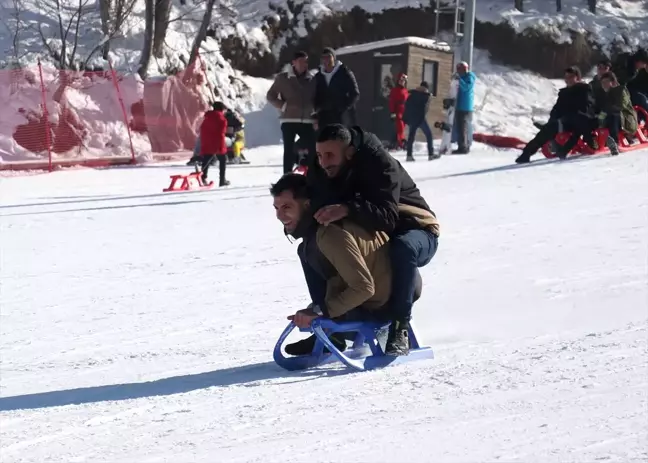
[454,61,476,154]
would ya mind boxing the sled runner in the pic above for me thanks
[162,172,213,192]
[273,318,434,372]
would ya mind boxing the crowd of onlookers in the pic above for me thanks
[266,48,477,171]
[516,50,648,163]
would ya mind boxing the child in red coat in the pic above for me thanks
[389,73,409,149]
[199,101,230,186]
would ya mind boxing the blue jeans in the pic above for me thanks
[407,120,433,157]
[388,229,438,322]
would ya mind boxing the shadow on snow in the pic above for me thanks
[0,361,351,411]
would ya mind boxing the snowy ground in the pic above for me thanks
[1,145,647,462]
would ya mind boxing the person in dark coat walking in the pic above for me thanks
[516,66,596,163]
[199,102,229,186]
[305,124,440,356]
[313,48,360,128]
[403,81,435,161]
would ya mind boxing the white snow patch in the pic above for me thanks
[0,145,646,460]
[335,36,452,56]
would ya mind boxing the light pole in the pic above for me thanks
[463,0,476,68]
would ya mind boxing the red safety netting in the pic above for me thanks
[0,55,212,172]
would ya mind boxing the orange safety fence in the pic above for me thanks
[0,55,212,172]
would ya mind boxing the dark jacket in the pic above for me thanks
[225,109,244,134]
[314,61,360,126]
[549,82,595,121]
[590,76,607,113]
[626,68,648,96]
[306,126,439,236]
[403,87,431,126]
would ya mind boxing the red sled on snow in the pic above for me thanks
[542,106,648,158]
[163,172,213,192]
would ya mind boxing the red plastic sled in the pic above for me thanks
[163,172,213,192]
[542,106,648,159]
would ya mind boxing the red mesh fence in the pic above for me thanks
[0,56,212,172]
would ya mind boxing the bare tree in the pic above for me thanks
[153,0,172,58]
[99,0,136,59]
[188,0,218,66]
[556,0,562,11]
[514,0,523,12]
[0,0,29,64]
[587,0,596,13]
[138,0,155,79]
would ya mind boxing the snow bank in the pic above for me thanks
[477,0,648,53]
[471,48,563,141]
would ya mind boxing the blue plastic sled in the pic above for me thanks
[273,318,434,372]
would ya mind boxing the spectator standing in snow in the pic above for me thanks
[454,61,476,154]
[389,73,409,150]
[313,48,360,128]
[266,50,318,173]
[403,81,436,161]
[199,102,230,187]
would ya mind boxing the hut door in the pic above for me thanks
[371,59,404,143]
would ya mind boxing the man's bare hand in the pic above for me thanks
[288,309,319,328]
[314,204,349,226]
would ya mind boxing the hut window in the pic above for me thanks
[422,60,439,96]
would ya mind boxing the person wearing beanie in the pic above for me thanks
[313,47,360,128]
[403,81,436,161]
[266,50,318,173]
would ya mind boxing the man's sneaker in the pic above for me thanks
[385,320,410,356]
[606,136,620,156]
[406,155,415,162]
[285,333,347,356]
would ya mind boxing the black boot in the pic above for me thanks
[285,333,347,356]
[385,320,410,356]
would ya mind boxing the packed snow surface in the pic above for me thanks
[1,146,647,462]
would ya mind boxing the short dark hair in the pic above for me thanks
[269,173,309,199]
[316,124,352,144]
[420,81,429,88]
[212,101,226,111]
[600,71,618,83]
[564,66,581,79]
[321,47,336,57]
[293,50,308,60]
[598,59,612,68]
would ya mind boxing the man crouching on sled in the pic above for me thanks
[271,173,396,356]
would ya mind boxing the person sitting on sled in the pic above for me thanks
[225,108,247,164]
[271,172,399,356]
[199,102,230,187]
[305,124,439,356]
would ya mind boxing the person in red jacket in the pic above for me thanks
[389,73,409,149]
[199,101,230,187]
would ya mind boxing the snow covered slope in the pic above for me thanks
[1,146,646,461]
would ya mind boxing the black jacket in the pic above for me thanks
[403,88,431,126]
[627,68,648,96]
[549,82,595,120]
[314,62,360,126]
[306,126,434,235]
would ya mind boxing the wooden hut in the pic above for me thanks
[335,37,454,143]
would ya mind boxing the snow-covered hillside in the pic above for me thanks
[234,0,648,55]
[1,145,646,461]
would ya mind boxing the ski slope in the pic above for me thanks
[1,146,647,462]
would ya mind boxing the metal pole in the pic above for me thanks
[463,0,476,68]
